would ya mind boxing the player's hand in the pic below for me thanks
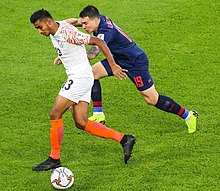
[64,18,82,26]
[77,18,82,25]
[54,57,62,65]
[112,64,128,80]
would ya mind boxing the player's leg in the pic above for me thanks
[33,76,85,171]
[71,101,123,140]
[49,95,74,159]
[140,85,188,117]
[140,86,198,133]
[89,60,112,124]
[32,95,74,171]
[71,101,136,164]
[129,53,198,133]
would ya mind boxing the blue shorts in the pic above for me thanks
[101,53,154,91]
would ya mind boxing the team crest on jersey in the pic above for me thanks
[97,34,105,40]
[57,40,64,48]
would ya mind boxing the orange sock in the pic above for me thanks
[49,119,64,159]
[84,120,124,142]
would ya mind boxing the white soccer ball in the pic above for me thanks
[51,167,74,190]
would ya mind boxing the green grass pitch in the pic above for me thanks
[0,0,219,190]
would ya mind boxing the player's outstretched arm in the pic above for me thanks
[64,18,82,26]
[88,36,127,80]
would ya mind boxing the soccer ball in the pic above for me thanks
[51,167,74,190]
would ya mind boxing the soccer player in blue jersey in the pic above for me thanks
[63,5,198,133]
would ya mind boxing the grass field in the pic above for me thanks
[0,0,219,190]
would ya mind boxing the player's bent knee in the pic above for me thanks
[93,72,100,80]
[75,120,87,130]
[93,72,103,80]
[145,100,155,106]
[141,91,159,106]
[50,110,61,120]
[143,97,158,106]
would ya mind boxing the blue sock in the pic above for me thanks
[155,94,189,119]
[91,80,103,113]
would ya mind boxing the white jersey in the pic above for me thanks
[50,21,93,78]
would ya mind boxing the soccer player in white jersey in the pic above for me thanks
[30,9,136,171]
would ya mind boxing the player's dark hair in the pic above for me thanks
[79,5,100,19]
[30,9,53,23]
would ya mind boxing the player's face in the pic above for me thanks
[81,16,99,33]
[33,19,52,36]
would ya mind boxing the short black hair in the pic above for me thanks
[79,5,100,19]
[30,9,53,24]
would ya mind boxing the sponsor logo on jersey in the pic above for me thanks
[57,40,64,48]
[97,34,105,40]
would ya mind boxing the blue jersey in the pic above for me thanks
[94,15,145,64]
[94,15,153,91]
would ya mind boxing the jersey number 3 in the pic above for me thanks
[62,79,74,90]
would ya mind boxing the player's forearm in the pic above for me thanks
[64,18,82,26]
[89,37,116,67]
[87,46,100,60]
